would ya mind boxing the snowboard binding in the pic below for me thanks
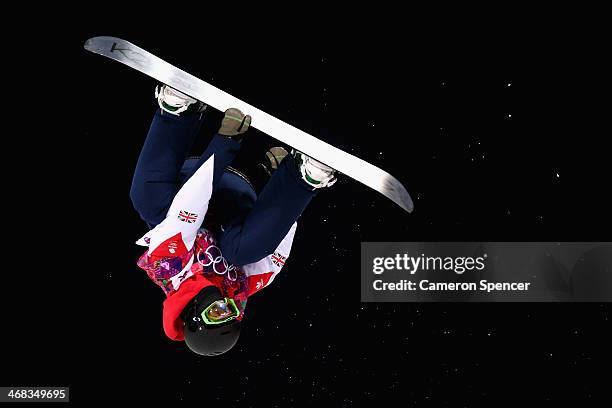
[292,149,337,189]
[155,84,207,116]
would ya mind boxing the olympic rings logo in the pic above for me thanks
[196,245,237,281]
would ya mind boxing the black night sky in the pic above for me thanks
[2,14,610,407]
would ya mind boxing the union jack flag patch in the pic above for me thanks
[271,252,286,267]
[178,210,198,223]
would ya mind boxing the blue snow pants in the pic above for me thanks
[129,107,318,266]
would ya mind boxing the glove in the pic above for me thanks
[218,108,252,138]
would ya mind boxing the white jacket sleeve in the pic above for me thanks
[136,155,215,255]
[241,222,297,291]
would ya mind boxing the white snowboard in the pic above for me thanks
[84,36,414,213]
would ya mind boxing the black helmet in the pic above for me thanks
[181,286,242,356]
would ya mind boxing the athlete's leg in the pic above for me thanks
[130,86,206,227]
[218,153,336,266]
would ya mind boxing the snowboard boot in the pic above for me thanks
[218,108,252,141]
[292,149,337,189]
[155,84,207,116]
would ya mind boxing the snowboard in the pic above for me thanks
[84,36,414,213]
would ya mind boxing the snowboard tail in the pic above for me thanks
[84,36,414,213]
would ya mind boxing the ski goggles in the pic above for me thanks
[201,297,240,325]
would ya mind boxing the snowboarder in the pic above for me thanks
[130,85,337,356]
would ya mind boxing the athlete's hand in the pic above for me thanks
[218,108,252,138]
